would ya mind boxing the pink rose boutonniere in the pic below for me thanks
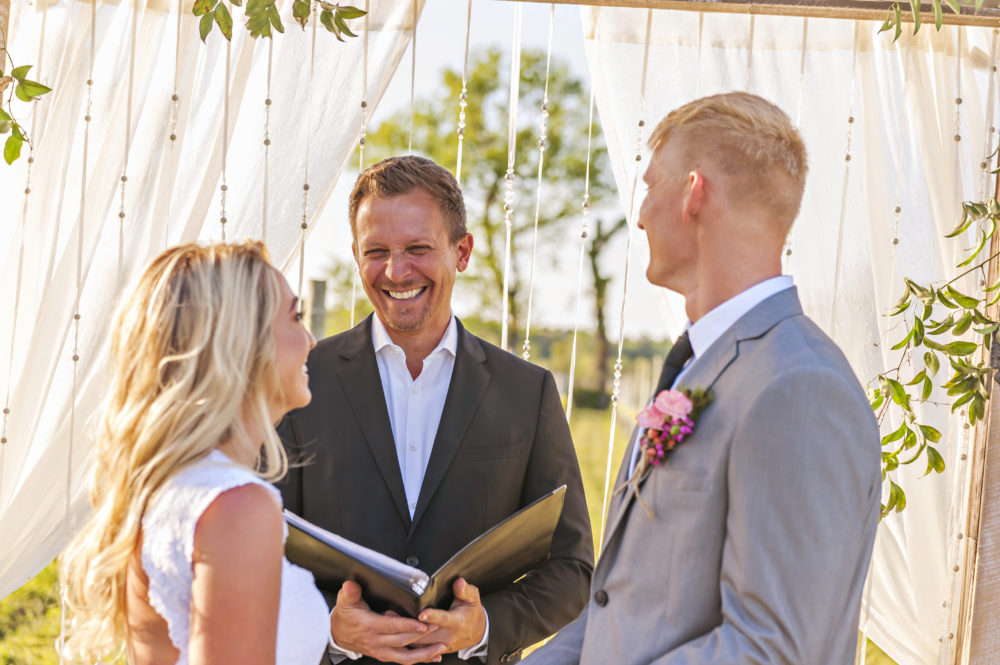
[635,387,713,473]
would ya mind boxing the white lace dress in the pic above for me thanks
[141,449,329,665]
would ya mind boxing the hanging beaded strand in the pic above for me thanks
[597,8,653,552]
[220,3,232,240]
[408,0,416,154]
[455,0,472,183]
[262,39,274,243]
[500,5,523,352]
[164,0,183,248]
[978,31,998,203]
[60,1,97,658]
[890,43,908,252]
[349,0,369,328]
[298,0,319,298]
[1,0,49,491]
[828,21,861,331]
[117,0,139,282]
[783,18,809,271]
[521,3,555,362]
[565,89,596,424]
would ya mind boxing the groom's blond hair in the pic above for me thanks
[649,92,807,231]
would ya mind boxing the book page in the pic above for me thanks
[284,510,430,594]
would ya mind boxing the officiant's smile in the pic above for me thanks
[353,188,473,345]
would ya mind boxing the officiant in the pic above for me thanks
[277,155,594,665]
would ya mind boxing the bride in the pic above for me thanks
[59,240,328,665]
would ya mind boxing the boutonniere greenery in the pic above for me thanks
[618,387,713,518]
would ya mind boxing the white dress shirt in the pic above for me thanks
[330,314,488,662]
[628,276,795,477]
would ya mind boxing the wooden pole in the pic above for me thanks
[958,111,1000,663]
[0,0,9,66]
[501,0,1000,28]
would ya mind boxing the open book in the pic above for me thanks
[283,485,566,617]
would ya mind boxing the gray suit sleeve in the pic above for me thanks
[650,366,880,664]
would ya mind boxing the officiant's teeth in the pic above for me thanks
[387,287,424,300]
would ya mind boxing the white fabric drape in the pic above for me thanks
[583,9,995,665]
[0,0,424,599]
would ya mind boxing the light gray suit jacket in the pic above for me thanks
[526,287,881,665]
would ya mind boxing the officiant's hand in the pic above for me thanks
[331,580,446,664]
[412,578,487,654]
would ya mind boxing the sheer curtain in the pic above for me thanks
[582,8,995,664]
[0,0,424,599]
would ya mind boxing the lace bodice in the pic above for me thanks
[141,449,329,665]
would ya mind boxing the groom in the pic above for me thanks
[525,92,881,664]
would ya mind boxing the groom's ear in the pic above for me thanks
[683,170,705,222]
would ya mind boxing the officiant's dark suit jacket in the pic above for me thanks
[278,315,594,665]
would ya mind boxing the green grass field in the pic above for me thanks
[1,407,896,664]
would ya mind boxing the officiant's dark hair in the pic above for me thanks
[349,155,468,242]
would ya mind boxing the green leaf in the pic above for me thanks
[909,0,921,33]
[230,0,242,6]
[0,109,10,123]
[200,12,214,41]
[267,3,284,33]
[933,0,942,30]
[891,329,913,351]
[903,426,917,449]
[954,312,973,336]
[292,0,310,28]
[942,341,979,356]
[246,0,264,15]
[971,394,986,423]
[977,0,984,10]
[247,10,272,37]
[952,391,975,412]
[945,285,980,308]
[18,80,51,99]
[975,324,1000,335]
[320,9,340,38]
[193,0,214,16]
[957,224,993,267]
[913,316,925,345]
[906,369,927,386]
[925,351,940,377]
[922,374,933,400]
[919,424,942,443]
[925,445,946,475]
[882,420,907,446]
[937,290,958,308]
[886,377,908,406]
[4,132,23,164]
[0,119,10,135]
[871,389,885,411]
[14,85,31,103]
[333,11,357,37]
[926,316,954,335]
[945,0,962,14]
[336,5,366,19]
[214,3,234,40]
[11,65,31,83]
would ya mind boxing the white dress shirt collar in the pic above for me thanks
[686,275,794,360]
[371,313,458,360]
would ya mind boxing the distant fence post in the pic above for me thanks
[309,279,326,339]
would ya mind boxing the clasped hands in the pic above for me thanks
[331,577,487,665]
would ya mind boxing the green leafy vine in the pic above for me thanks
[0,22,52,165]
[193,0,365,42]
[878,0,983,40]
[872,199,1000,518]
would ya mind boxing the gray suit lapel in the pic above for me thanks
[409,321,490,536]
[336,316,411,528]
[602,287,805,546]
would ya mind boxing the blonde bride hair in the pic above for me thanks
[58,240,289,662]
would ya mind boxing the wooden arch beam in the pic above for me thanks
[503,0,1000,27]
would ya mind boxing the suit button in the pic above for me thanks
[594,589,608,606]
[405,555,419,567]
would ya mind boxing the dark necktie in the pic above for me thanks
[654,331,694,394]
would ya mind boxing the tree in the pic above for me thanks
[363,47,626,396]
